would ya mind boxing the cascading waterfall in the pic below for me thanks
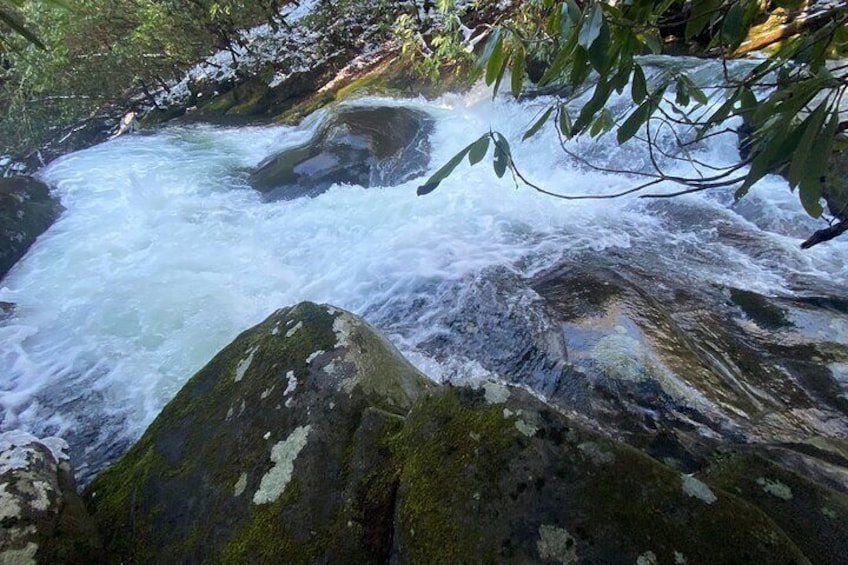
[1,58,846,481]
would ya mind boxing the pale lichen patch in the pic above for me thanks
[260,386,275,400]
[822,507,837,519]
[306,350,324,364]
[285,321,303,338]
[483,381,510,404]
[6,525,36,543]
[284,371,298,396]
[253,425,311,505]
[0,482,22,521]
[332,314,352,349]
[515,419,538,437]
[637,550,658,565]
[674,551,688,564]
[233,473,248,497]
[235,346,259,383]
[577,442,615,465]
[756,477,793,500]
[681,474,717,504]
[1,431,68,472]
[0,542,38,565]
[537,524,577,564]
[22,479,51,512]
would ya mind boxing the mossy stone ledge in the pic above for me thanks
[82,302,818,563]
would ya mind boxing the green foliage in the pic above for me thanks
[418,0,848,244]
[0,0,296,157]
[394,0,475,81]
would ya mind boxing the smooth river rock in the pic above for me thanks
[250,106,433,200]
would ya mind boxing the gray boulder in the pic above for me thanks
[0,177,62,281]
[250,106,433,200]
[0,431,102,564]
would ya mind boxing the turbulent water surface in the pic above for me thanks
[2,62,847,480]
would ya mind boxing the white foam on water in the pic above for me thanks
[1,69,846,477]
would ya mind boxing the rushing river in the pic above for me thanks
[1,61,847,481]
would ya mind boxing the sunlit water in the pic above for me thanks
[2,62,846,480]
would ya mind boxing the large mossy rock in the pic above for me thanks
[702,447,848,565]
[0,431,103,564]
[250,106,433,200]
[392,383,808,564]
[84,302,432,563]
[84,302,817,563]
[0,177,62,280]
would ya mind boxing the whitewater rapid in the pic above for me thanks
[2,73,846,480]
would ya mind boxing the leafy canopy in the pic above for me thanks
[417,0,848,247]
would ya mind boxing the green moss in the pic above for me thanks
[703,450,848,564]
[222,407,404,564]
[582,443,807,563]
[275,53,478,126]
[222,480,305,564]
[392,388,515,564]
[85,445,162,562]
[194,70,278,119]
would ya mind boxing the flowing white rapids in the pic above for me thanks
[1,61,846,479]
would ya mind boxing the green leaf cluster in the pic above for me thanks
[419,0,848,232]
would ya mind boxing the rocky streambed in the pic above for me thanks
[1,40,847,565]
[4,303,845,563]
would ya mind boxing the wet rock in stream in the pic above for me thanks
[250,106,433,200]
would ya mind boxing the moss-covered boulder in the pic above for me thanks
[0,431,103,564]
[83,302,820,563]
[250,105,433,200]
[392,384,809,564]
[703,448,848,564]
[0,177,62,280]
[84,302,432,563]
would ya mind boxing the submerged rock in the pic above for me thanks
[250,106,433,199]
[0,431,102,563]
[0,301,14,320]
[531,264,848,475]
[84,302,817,563]
[0,177,62,280]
